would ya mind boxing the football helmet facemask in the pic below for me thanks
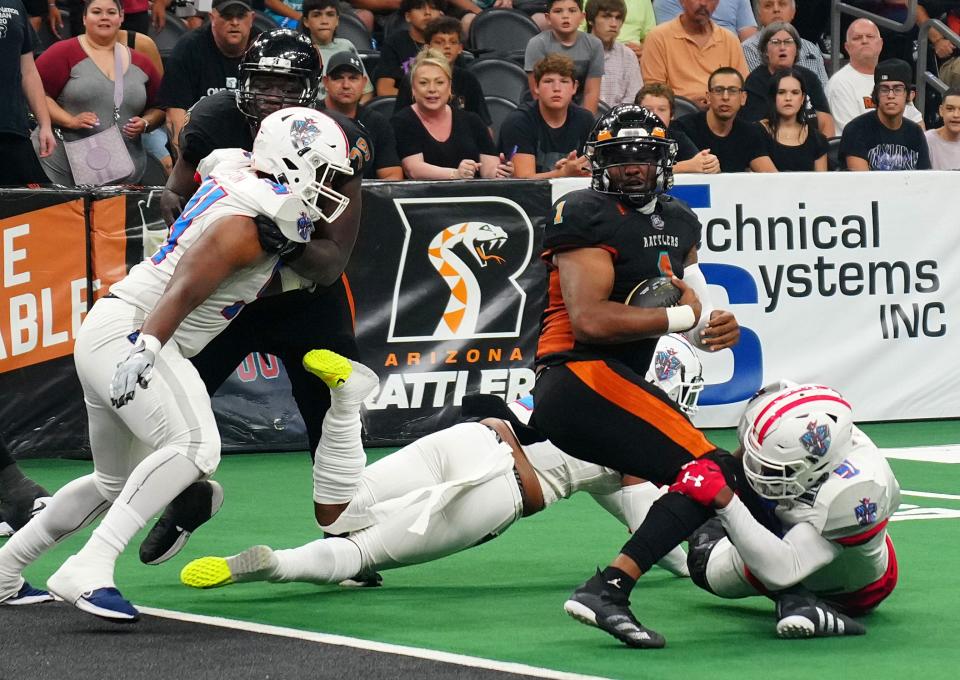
[740,383,853,500]
[646,333,704,417]
[583,104,677,206]
[252,107,354,224]
[237,30,321,122]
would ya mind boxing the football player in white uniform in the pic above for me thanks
[177,335,705,592]
[0,107,355,622]
[678,381,900,638]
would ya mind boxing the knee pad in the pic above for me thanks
[687,516,727,594]
[93,471,127,503]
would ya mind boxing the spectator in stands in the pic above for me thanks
[121,27,172,177]
[151,0,203,32]
[741,22,834,137]
[265,0,305,28]
[614,0,654,62]
[587,0,643,107]
[925,87,960,169]
[499,53,594,177]
[525,0,604,114]
[920,4,960,90]
[654,0,756,41]
[758,67,827,171]
[394,17,491,126]
[374,0,445,96]
[1,0,55,186]
[671,66,776,171]
[827,18,924,134]
[640,0,748,109]
[34,0,163,185]
[24,0,62,38]
[741,0,828,87]
[157,0,256,161]
[321,51,403,179]
[342,0,391,33]
[119,0,150,33]
[301,0,374,104]
[392,48,501,178]
[840,59,931,171]
[635,82,719,173]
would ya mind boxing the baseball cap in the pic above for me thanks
[213,0,252,14]
[874,58,913,86]
[325,51,364,77]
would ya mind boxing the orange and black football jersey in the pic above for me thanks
[536,188,702,376]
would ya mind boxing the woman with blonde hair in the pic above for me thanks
[391,48,500,180]
[34,0,163,185]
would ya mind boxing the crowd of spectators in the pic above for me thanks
[4,0,960,188]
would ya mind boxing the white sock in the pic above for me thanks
[313,401,367,505]
[73,450,202,578]
[0,474,108,582]
[271,538,362,585]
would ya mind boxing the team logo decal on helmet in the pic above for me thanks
[799,420,832,458]
[654,347,683,383]
[645,334,704,417]
[290,117,322,149]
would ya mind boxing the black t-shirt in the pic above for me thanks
[0,0,33,137]
[157,25,258,110]
[317,101,399,179]
[839,111,932,170]
[672,111,770,172]
[670,127,700,162]
[392,106,495,168]
[763,125,829,171]
[394,66,491,126]
[741,65,830,124]
[374,31,422,88]
[497,102,594,173]
[180,90,372,180]
[537,189,702,374]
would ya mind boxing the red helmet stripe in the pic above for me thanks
[755,393,851,444]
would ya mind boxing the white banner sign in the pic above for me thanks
[553,172,960,427]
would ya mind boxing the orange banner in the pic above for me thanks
[89,195,130,295]
[0,200,88,373]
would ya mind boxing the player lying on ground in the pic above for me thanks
[0,108,355,621]
[566,381,901,644]
[178,335,706,591]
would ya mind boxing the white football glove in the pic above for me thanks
[110,333,161,408]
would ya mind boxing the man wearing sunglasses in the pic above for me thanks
[839,59,931,171]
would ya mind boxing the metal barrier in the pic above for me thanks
[916,18,960,112]
[829,0,918,78]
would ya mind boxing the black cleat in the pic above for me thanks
[775,594,866,638]
[139,481,224,565]
[0,480,50,534]
[564,569,665,648]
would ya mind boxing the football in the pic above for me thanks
[625,276,682,308]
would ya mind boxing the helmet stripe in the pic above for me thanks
[755,393,851,444]
[750,384,831,429]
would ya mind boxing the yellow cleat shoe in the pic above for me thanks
[303,349,353,389]
[180,557,234,589]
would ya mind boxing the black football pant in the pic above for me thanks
[190,277,359,458]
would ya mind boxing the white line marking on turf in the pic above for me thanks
[901,490,960,501]
[138,606,611,680]
[882,445,960,463]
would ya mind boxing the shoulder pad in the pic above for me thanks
[198,148,253,181]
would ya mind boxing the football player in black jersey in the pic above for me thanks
[139,29,376,567]
[530,105,746,647]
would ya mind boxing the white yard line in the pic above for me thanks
[882,445,960,464]
[138,606,611,680]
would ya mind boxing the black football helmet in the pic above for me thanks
[237,29,321,122]
[583,104,677,206]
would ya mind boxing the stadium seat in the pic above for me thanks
[468,58,528,102]
[673,96,700,119]
[253,11,279,33]
[468,10,540,59]
[36,8,73,53]
[148,12,189,59]
[484,95,518,141]
[335,13,373,51]
[827,136,842,171]
[363,96,397,120]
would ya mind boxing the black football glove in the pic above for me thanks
[254,214,307,263]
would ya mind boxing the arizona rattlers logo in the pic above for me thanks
[387,197,534,342]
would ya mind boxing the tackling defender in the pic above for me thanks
[0,108,356,621]
[177,335,706,592]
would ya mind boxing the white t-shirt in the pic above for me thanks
[827,64,923,134]
[924,128,960,170]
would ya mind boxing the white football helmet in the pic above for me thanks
[740,383,853,500]
[252,107,354,225]
[646,333,704,416]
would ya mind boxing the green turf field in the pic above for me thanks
[9,421,960,680]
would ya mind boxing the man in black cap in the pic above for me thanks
[840,58,931,171]
[157,0,257,161]
[321,51,403,180]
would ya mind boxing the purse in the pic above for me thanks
[62,44,135,186]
